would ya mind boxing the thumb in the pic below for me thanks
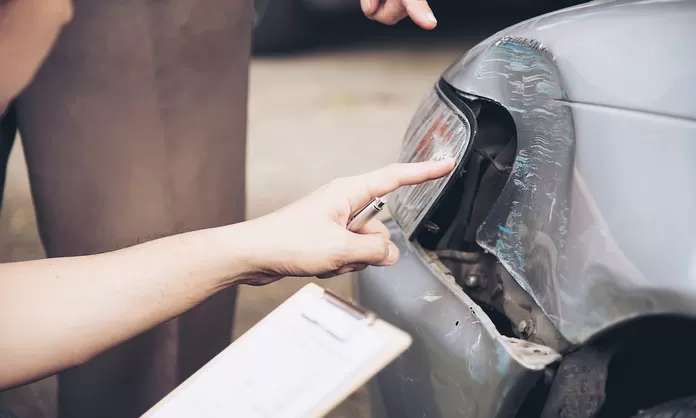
[342,233,400,266]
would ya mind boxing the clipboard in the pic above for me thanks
[142,283,412,418]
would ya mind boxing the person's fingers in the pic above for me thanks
[316,262,368,279]
[355,218,391,240]
[338,233,400,267]
[337,159,455,213]
[316,271,339,279]
[337,263,368,275]
[367,0,407,25]
[362,0,435,28]
[350,263,369,273]
[360,0,380,17]
[316,269,336,279]
[402,0,437,29]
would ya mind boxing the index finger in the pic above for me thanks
[346,159,455,212]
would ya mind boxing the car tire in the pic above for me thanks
[252,0,312,54]
[634,396,696,417]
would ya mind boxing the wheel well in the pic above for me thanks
[522,315,696,418]
[596,315,696,417]
[516,315,696,418]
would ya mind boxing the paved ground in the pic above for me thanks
[0,8,544,415]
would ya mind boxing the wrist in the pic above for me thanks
[198,221,269,287]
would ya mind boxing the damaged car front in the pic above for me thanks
[357,1,696,416]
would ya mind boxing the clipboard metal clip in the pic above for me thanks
[322,289,378,326]
[300,288,379,341]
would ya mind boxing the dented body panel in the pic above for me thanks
[358,221,559,418]
[357,0,696,415]
[441,0,696,344]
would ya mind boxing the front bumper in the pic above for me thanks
[356,220,560,418]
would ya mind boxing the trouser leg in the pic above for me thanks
[15,0,251,416]
[0,106,16,213]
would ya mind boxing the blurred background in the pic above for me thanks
[0,2,576,416]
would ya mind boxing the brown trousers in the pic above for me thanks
[1,0,251,416]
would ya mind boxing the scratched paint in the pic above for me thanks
[466,334,487,384]
[495,344,512,375]
[420,291,443,303]
[442,18,696,345]
[358,221,561,417]
[447,37,575,336]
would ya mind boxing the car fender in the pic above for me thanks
[439,0,696,344]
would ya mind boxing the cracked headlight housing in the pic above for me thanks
[389,80,476,240]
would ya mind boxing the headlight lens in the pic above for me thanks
[389,82,475,239]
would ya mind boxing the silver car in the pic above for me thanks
[357,0,696,416]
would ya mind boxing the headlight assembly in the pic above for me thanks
[390,80,477,240]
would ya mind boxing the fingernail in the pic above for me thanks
[426,12,437,24]
[363,0,372,12]
[386,242,399,265]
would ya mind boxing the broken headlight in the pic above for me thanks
[389,80,476,240]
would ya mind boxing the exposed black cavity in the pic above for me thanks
[479,303,516,337]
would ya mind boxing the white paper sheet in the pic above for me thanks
[145,284,411,418]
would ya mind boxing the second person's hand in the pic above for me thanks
[361,0,437,29]
[236,159,455,285]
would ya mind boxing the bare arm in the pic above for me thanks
[0,0,73,111]
[0,160,453,390]
[0,223,255,389]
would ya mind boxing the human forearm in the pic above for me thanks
[0,159,454,389]
[0,223,255,389]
